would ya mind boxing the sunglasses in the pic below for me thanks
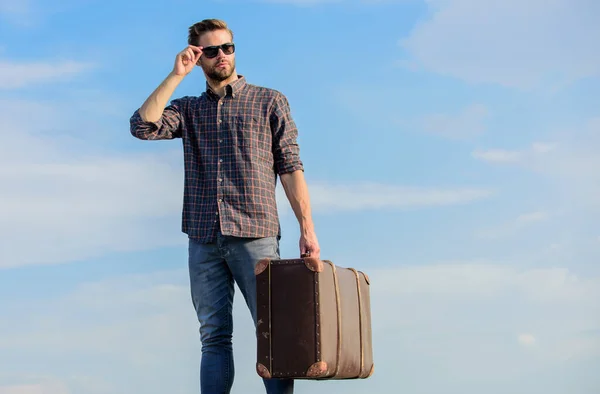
[202,43,235,58]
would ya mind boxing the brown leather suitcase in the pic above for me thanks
[254,254,374,380]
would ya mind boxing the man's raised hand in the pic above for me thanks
[173,46,203,77]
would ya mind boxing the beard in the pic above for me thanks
[203,59,235,82]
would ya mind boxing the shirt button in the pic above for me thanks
[218,119,222,123]
[219,159,223,163]
[219,139,223,143]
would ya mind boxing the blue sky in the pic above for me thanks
[1,0,599,393]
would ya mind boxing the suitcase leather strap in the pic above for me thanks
[323,260,343,377]
[349,268,365,377]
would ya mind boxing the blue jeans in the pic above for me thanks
[188,232,294,394]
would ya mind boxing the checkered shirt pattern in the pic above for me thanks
[130,76,303,242]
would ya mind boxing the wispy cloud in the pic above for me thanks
[472,142,559,165]
[0,150,186,269]
[259,0,408,4]
[0,98,186,269]
[278,182,493,214]
[400,0,600,89]
[469,117,600,264]
[472,148,523,163]
[0,60,94,89]
[0,0,36,27]
[258,0,342,6]
[518,333,536,347]
[419,103,489,140]
[0,381,69,394]
[472,118,600,209]
[476,211,551,239]
[516,211,549,225]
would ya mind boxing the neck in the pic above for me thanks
[207,73,239,97]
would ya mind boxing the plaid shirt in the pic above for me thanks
[130,76,303,242]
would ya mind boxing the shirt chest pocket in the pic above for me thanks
[232,115,272,154]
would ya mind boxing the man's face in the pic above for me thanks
[197,29,236,82]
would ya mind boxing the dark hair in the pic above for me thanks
[188,19,234,46]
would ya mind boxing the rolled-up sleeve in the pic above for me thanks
[270,93,304,175]
[130,98,186,140]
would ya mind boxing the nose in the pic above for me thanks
[215,48,226,58]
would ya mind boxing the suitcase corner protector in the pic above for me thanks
[306,361,328,378]
[256,362,272,378]
[303,257,324,273]
[255,258,271,276]
[366,363,374,378]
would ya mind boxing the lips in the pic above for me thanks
[216,62,228,68]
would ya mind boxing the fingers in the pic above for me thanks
[190,46,203,63]
[299,237,320,259]
[309,242,321,258]
[178,49,189,65]
[178,46,203,66]
[189,45,203,54]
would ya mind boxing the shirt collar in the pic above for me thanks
[205,75,246,98]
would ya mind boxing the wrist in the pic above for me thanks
[168,71,186,82]
[300,221,314,236]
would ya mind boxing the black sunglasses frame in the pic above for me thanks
[202,43,235,59]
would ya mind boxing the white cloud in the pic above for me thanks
[472,141,560,167]
[0,0,36,26]
[0,153,186,268]
[472,148,522,163]
[516,211,548,225]
[260,0,341,5]
[518,334,536,347]
[0,0,30,15]
[400,0,600,89]
[532,142,556,154]
[476,211,550,239]
[278,182,493,214]
[420,103,489,139]
[0,94,188,269]
[0,382,69,394]
[472,117,600,211]
[0,60,94,89]
[0,100,187,268]
[0,263,598,394]
[374,263,600,301]
[257,0,407,5]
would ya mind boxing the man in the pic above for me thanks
[129,19,319,394]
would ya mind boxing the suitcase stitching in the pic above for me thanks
[315,267,321,364]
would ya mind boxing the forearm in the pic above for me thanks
[139,72,185,122]
[280,170,314,234]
